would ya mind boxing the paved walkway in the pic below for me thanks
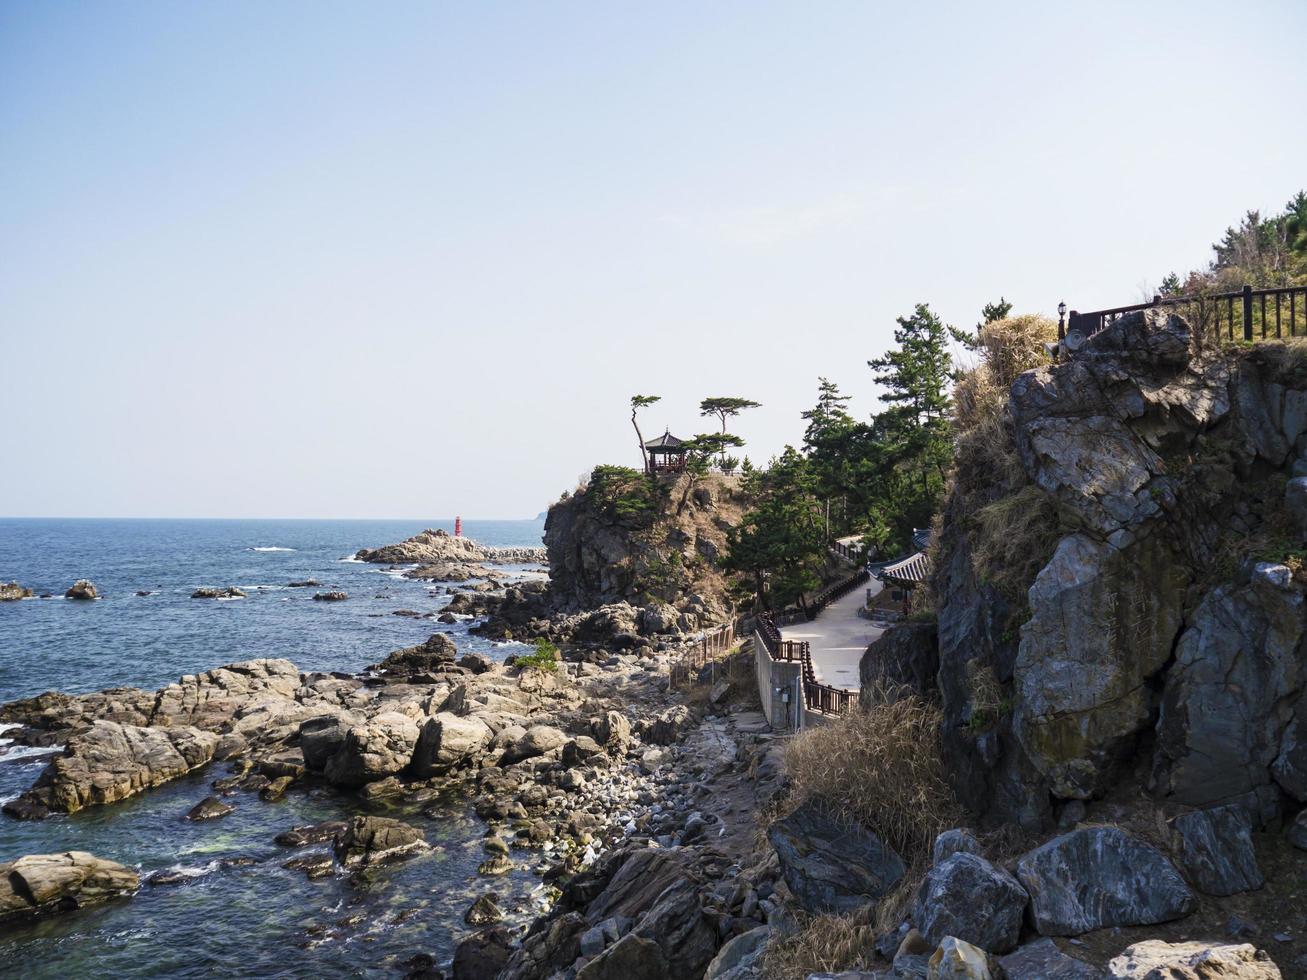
[780,578,886,691]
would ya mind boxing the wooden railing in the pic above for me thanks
[669,620,736,689]
[831,539,865,562]
[808,568,870,620]
[1067,283,1307,347]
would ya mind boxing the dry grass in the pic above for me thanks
[782,692,962,865]
[760,908,877,980]
[969,485,1063,600]
[976,313,1059,390]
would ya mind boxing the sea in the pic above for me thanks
[0,517,548,978]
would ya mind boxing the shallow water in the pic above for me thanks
[0,518,548,977]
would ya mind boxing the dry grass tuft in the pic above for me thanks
[783,692,962,865]
[760,908,877,980]
[969,485,1063,600]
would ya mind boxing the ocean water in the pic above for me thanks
[0,518,548,978]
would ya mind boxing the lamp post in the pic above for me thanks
[1058,301,1067,340]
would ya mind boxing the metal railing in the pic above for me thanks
[1067,283,1307,347]
[669,620,736,689]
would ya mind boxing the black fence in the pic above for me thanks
[1067,283,1307,346]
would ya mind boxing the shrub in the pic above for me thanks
[781,692,961,867]
[515,637,560,672]
[586,464,665,523]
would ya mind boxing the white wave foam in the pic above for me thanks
[0,723,20,737]
[250,546,296,552]
[338,555,364,563]
[149,860,222,881]
[214,596,246,602]
[0,742,59,763]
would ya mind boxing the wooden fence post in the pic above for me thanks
[1243,284,1254,341]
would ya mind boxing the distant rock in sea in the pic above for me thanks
[0,582,33,601]
[313,591,348,602]
[64,580,98,600]
[355,528,546,567]
[191,587,246,600]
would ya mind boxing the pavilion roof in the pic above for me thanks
[644,430,685,450]
[874,550,931,586]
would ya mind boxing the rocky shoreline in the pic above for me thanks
[0,600,779,977]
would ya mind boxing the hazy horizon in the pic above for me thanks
[5,1,1306,519]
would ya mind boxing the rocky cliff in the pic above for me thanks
[543,468,745,628]
[916,309,1307,833]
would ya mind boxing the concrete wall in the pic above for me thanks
[753,629,803,732]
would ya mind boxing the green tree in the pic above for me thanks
[685,432,745,471]
[630,394,661,472]
[865,303,953,547]
[699,397,761,462]
[949,297,1012,350]
[724,448,827,614]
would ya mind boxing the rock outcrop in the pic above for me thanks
[542,469,743,624]
[926,309,1307,831]
[13,721,220,816]
[0,852,139,921]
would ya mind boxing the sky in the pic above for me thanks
[3,0,1306,519]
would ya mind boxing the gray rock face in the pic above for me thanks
[997,938,1100,979]
[410,712,492,776]
[1015,533,1188,799]
[1152,563,1307,813]
[1286,810,1307,851]
[1169,805,1264,896]
[1106,940,1282,979]
[768,799,905,914]
[860,621,939,704]
[1016,826,1195,936]
[186,796,234,821]
[932,828,983,866]
[1272,700,1307,802]
[642,704,692,745]
[322,711,420,788]
[0,851,139,921]
[703,925,768,980]
[914,851,1027,953]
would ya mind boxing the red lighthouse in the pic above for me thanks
[454,516,462,538]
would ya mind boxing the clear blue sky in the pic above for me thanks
[3,0,1305,519]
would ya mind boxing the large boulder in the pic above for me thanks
[1014,533,1188,800]
[333,815,426,865]
[410,713,493,776]
[1107,940,1282,979]
[1169,804,1264,896]
[914,852,1027,953]
[0,851,139,921]
[641,705,693,745]
[1015,826,1195,936]
[498,724,567,764]
[768,799,905,914]
[322,712,421,788]
[17,721,220,815]
[1152,563,1307,817]
[298,713,359,771]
